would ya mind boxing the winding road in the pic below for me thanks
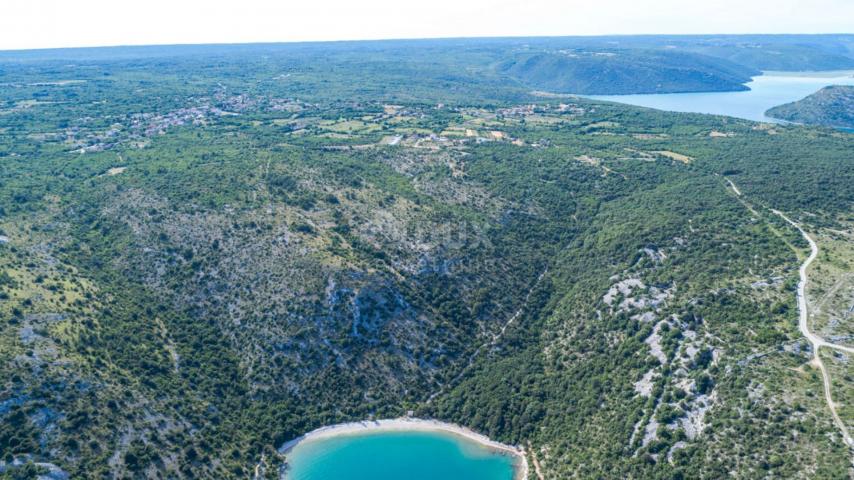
[772,211,854,353]
[726,178,853,449]
[771,209,854,448]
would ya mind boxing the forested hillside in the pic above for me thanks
[767,85,854,129]
[497,50,756,94]
[0,38,852,479]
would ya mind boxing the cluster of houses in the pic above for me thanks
[52,96,585,155]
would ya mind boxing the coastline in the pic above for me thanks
[278,417,529,480]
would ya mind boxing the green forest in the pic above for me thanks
[0,37,853,479]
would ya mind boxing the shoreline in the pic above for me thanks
[278,417,529,480]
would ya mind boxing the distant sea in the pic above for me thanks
[283,430,517,480]
[589,71,854,123]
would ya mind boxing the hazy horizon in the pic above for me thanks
[0,34,852,57]
[2,0,853,51]
[5,32,854,54]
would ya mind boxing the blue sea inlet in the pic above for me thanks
[589,71,854,123]
[283,430,519,480]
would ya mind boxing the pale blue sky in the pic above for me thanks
[3,0,854,50]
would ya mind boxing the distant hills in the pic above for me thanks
[568,34,854,71]
[495,35,854,94]
[497,49,757,95]
[3,34,854,96]
[766,85,854,129]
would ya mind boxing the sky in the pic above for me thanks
[2,0,854,51]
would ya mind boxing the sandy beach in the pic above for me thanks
[279,417,529,480]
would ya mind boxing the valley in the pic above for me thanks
[0,36,853,479]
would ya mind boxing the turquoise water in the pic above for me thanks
[283,431,517,480]
[589,71,854,123]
